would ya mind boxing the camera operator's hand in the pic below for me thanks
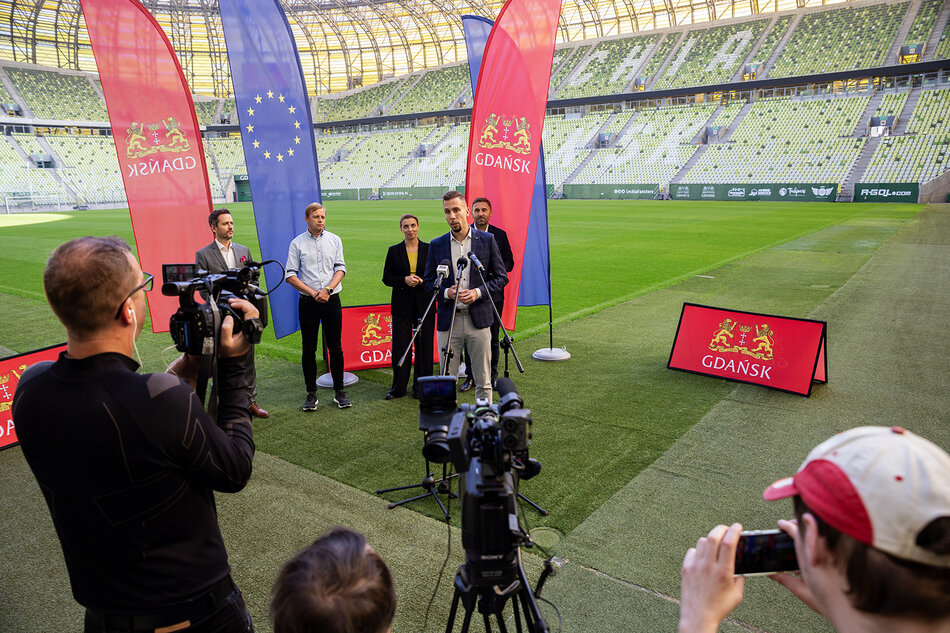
[166,353,200,390]
[679,523,745,633]
[219,297,259,358]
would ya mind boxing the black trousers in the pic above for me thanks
[299,294,344,392]
[465,300,503,381]
[390,310,435,395]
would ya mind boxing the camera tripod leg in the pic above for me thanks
[517,492,548,516]
[376,461,457,521]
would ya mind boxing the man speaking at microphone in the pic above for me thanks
[424,190,508,402]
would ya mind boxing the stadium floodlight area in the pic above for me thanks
[574,104,716,185]
[682,95,869,183]
[387,64,469,116]
[769,3,908,78]
[654,19,769,90]
[554,34,662,99]
[5,67,107,122]
[863,87,950,183]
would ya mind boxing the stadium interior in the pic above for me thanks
[0,0,949,211]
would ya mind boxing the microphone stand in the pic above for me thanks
[440,260,467,377]
[396,276,441,370]
[469,255,544,516]
[469,256,524,376]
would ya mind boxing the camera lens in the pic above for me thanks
[423,429,451,463]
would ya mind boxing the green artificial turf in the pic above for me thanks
[1,200,942,633]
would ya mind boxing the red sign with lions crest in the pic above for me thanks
[668,303,826,396]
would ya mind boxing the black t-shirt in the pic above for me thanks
[12,351,254,614]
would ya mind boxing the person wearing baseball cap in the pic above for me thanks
[679,426,950,633]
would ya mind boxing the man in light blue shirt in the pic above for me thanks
[285,202,351,410]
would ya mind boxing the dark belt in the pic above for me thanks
[85,574,237,632]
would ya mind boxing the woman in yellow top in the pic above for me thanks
[381,214,435,399]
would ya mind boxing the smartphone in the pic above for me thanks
[734,529,798,576]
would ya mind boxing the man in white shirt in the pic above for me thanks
[285,202,351,410]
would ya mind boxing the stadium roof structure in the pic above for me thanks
[0,0,856,97]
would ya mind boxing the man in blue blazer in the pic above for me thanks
[423,191,508,402]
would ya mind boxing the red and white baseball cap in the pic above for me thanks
[763,426,950,568]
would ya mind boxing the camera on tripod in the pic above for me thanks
[161,262,267,355]
[417,376,540,587]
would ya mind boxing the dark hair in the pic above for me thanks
[305,202,325,218]
[208,208,231,228]
[471,197,492,210]
[399,213,419,226]
[794,496,950,619]
[271,526,396,633]
[44,236,137,338]
[443,190,464,203]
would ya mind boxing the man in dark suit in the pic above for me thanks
[195,208,268,418]
[460,196,514,392]
[382,213,434,399]
[423,191,508,402]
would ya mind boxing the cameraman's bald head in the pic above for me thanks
[44,236,139,339]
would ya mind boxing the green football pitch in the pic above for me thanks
[1,199,947,632]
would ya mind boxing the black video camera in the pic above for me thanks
[161,263,267,355]
[417,376,539,587]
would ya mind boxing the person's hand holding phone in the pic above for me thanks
[679,523,746,633]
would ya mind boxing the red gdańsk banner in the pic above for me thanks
[81,0,213,332]
[1,344,67,451]
[464,0,562,331]
[668,303,827,397]
[337,305,437,372]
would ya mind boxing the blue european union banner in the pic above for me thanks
[219,0,321,338]
[462,14,552,308]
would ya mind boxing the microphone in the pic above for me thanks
[467,251,486,273]
[435,259,450,282]
[456,256,468,274]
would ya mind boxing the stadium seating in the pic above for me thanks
[639,33,679,86]
[386,126,466,188]
[319,125,434,188]
[573,104,715,184]
[42,134,125,204]
[936,19,950,58]
[905,0,942,45]
[0,136,65,200]
[654,19,768,90]
[750,14,794,66]
[388,65,469,115]
[863,87,950,182]
[548,44,593,95]
[769,3,907,78]
[874,91,909,118]
[555,34,661,99]
[312,78,408,122]
[541,111,610,184]
[6,67,107,121]
[194,100,220,126]
[683,95,869,183]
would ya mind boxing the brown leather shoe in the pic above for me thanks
[249,401,270,418]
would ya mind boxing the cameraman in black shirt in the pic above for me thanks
[12,236,257,633]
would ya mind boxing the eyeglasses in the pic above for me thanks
[114,272,154,320]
